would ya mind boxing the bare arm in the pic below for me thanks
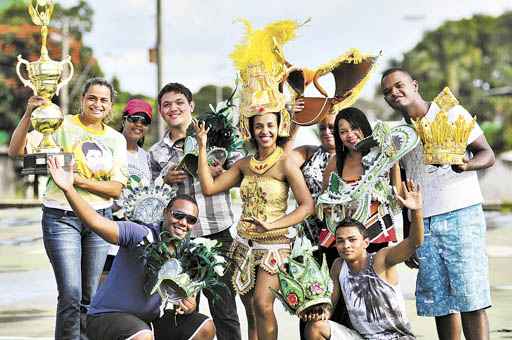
[289,144,315,168]
[8,96,47,157]
[47,157,119,244]
[330,258,342,307]
[379,180,424,268]
[452,134,495,172]
[195,121,242,195]
[390,163,403,198]
[73,176,124,199]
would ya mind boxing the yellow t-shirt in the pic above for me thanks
[42,114,128,210]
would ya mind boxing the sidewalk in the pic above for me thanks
[0,208,511,339]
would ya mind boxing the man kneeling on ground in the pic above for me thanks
[303,180,423,340]
[47,157,215,340]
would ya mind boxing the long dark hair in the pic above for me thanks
[333,107,373,176]
[248,113,289,150]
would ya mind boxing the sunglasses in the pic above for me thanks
[126,114,151,126]
[170,210,198,225]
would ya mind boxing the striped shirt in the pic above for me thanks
[149,131,243,237]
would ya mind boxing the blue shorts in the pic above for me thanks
[415,204,491,317]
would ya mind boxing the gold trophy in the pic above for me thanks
[16,0,74,175]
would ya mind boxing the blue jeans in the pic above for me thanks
[42,206,111,340]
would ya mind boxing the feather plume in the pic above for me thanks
[230,19,301,82]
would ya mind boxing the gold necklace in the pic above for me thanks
[249,146,283,175]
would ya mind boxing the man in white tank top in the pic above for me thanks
[302,180,423,340]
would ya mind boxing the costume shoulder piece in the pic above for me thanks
[317,122,419,233]
[271,233,333,316]
[230,18,305,140]
[412,87,476,165]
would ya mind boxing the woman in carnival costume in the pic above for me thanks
[322,107,402,252]
[194,19,314,340]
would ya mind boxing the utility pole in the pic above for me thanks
[156,0,165,140]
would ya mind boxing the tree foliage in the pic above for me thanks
[0,1,103,142]
[387,11,512,152]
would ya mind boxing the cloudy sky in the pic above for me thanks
[58,0,511,99]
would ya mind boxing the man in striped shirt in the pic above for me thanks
[150,83,242,340]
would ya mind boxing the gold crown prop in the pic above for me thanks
[412,87,476,165]
[230,19,302,140]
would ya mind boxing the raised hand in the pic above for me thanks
[47,156,74,192]
[394,179,422,211]
[25,95,47,116]
[164,165,188,185]
[192,118,209,149]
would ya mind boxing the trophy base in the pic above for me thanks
[21,152,74,176]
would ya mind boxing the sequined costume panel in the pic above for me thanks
[237,175,290,243]
[231,175,291,295]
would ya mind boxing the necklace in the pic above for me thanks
[249,146,283,175]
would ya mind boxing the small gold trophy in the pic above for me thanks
[16,0,74,175]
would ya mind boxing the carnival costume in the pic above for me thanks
[232,170,293,295]
[317,121,419,234]
[228,19,300,295]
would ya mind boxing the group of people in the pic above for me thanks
[8,66,495,340]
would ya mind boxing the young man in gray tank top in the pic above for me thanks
[302,179,424,340]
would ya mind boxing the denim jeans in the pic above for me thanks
[198,228,241,340]
[42,206,111,340]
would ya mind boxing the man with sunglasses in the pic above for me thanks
[45,156,216,340]
[149,83,242,340]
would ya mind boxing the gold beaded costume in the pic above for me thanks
[229,19,301,295]
[231,174,292,295]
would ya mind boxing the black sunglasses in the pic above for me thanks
[170,210,198,225]
[126,114,151,126]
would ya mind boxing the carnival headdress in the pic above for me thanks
[121,177,177,226]
[280,48,380,125]
[178,87,245,177]
[230,19,302,140]
[317,122,419,233]
[271,234,333,316]
[412,87,476,165]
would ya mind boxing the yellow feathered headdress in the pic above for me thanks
[230,19,302,140]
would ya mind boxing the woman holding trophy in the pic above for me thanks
[8,77,128,339]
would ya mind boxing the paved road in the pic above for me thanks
[1,208,511,339]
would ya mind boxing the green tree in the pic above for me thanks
[193,85,235,115]
[386,11,512,152]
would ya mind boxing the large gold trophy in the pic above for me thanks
[16,0,74,175]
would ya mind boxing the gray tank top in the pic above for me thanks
[339,254,415,340]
